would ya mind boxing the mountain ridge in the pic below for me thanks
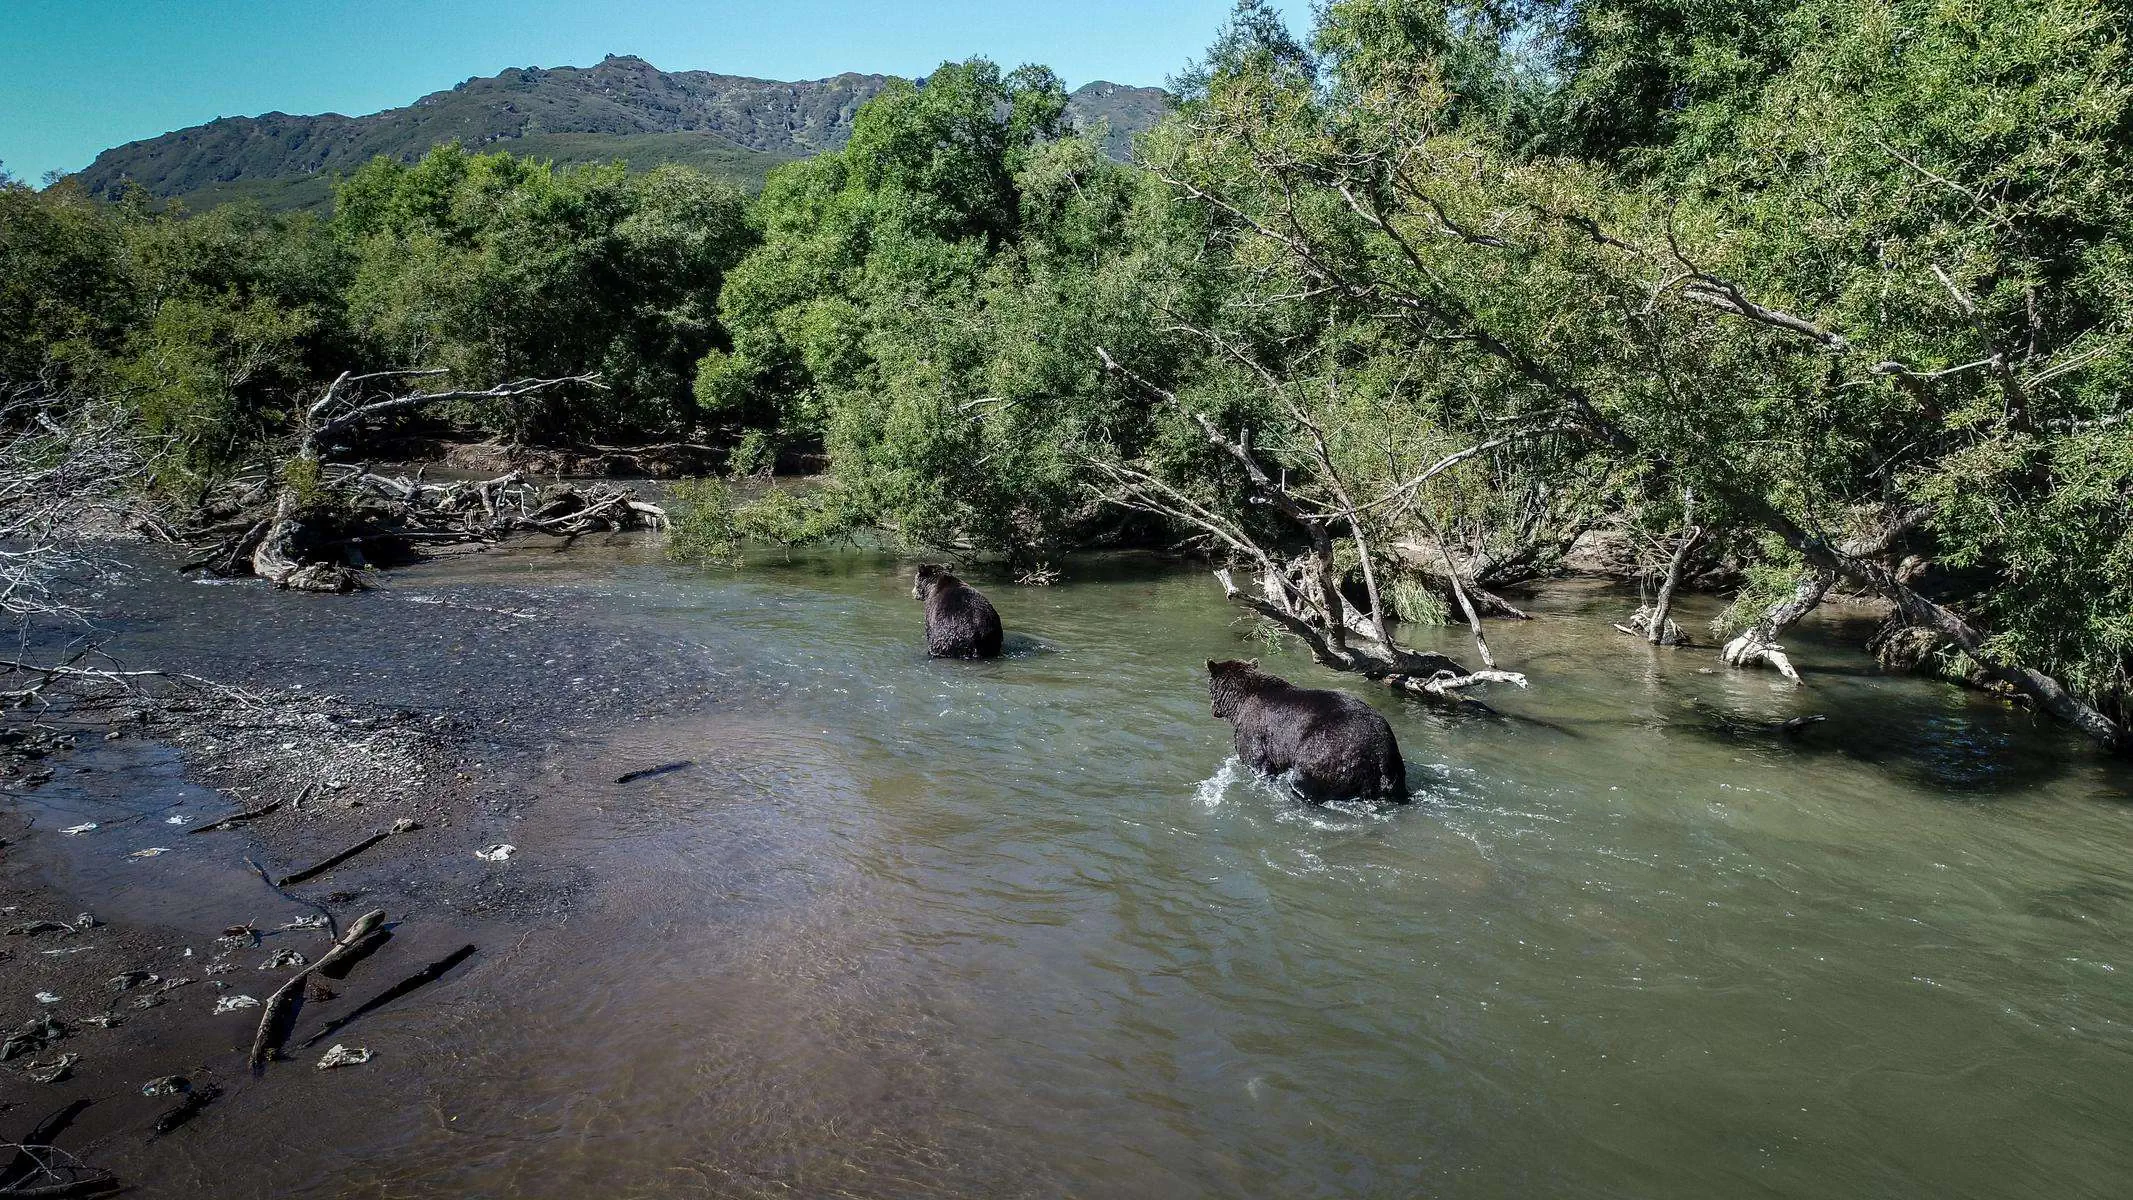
[71,54,1171,211]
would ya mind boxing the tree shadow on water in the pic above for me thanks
[1668,694,2079,797]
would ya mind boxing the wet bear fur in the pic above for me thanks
[1206,659,1409,803]
[913,564,1004,659]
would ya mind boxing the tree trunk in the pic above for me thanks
[1720,566,1834,684]
[1632,489,1698,646]
[1873,571,2125,754]
[250,452,363,593]
[1741,499,2125,752]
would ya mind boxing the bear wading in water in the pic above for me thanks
[1206,659,1409,803]
[912,564,1004,659]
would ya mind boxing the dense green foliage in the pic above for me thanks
[3,0,2129,744]
[3,145,753,486]
[336,148,752,439]
[1,181,350,484]
[702,59,1184,559]
[663,477,742,566]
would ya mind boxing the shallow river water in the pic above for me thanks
[40,548,2133,1197]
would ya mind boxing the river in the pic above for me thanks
[20,545,2133,1198]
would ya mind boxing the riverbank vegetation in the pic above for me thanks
[2,0,2128,751]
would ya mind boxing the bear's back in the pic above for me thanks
[925,578,1003,658]
[1227,678,1404,801]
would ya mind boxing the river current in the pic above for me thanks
[41,546,2133,1197]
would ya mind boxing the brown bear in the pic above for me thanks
[1206,659,1409,803]
[913,565,1004,659]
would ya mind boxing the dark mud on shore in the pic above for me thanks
[0,541,770,1194]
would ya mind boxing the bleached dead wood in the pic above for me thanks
[186,372,667,591]
[0,393,157,622]
[1718,566,1832,684]
[249,909,387,1070]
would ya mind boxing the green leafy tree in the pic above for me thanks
[1096,0,2132,746]
[337,146,752,440]
[713,59,1178,559]
[0,178,139,385]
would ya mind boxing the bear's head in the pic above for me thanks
[1205,658,1263,719]
[913,563,954,601]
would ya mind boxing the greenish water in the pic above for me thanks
[72,549,2133,1197]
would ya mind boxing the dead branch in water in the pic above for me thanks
[616,760,694,784]
[249,909,386,1070]
[0,1141,116,1197]
[274,821,414,888]
[299,944,476,1050]
[191,791,296,834]
[0,655,264,710]
[0,394,159,624]
[244,854,338,938]
[148,1085,221,1138]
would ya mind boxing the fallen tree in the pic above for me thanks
[1094,348,1528,710]
[0,386,248,710]
[183,371,669,592]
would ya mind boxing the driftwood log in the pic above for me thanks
[183,371,668,592]
[249,909,387,1070]
[298,944,476,1050]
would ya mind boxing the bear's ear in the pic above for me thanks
[1205,659,1219,674]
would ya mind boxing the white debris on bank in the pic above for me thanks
[317,1044,373,1069]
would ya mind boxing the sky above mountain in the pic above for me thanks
[1,0,1306,183]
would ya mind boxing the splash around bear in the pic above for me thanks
[912,564,1004,659]
[1206,659,1409,803]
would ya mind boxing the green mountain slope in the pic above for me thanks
[70,55,1170,212]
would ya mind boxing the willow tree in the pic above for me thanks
[1675,0,2133,748]
[1097,0,2130,751]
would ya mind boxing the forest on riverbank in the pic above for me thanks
[3,0,2129,752]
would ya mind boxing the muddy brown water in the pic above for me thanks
[6,545,2133,1198]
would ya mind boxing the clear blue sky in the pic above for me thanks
[0,0,1308,183]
